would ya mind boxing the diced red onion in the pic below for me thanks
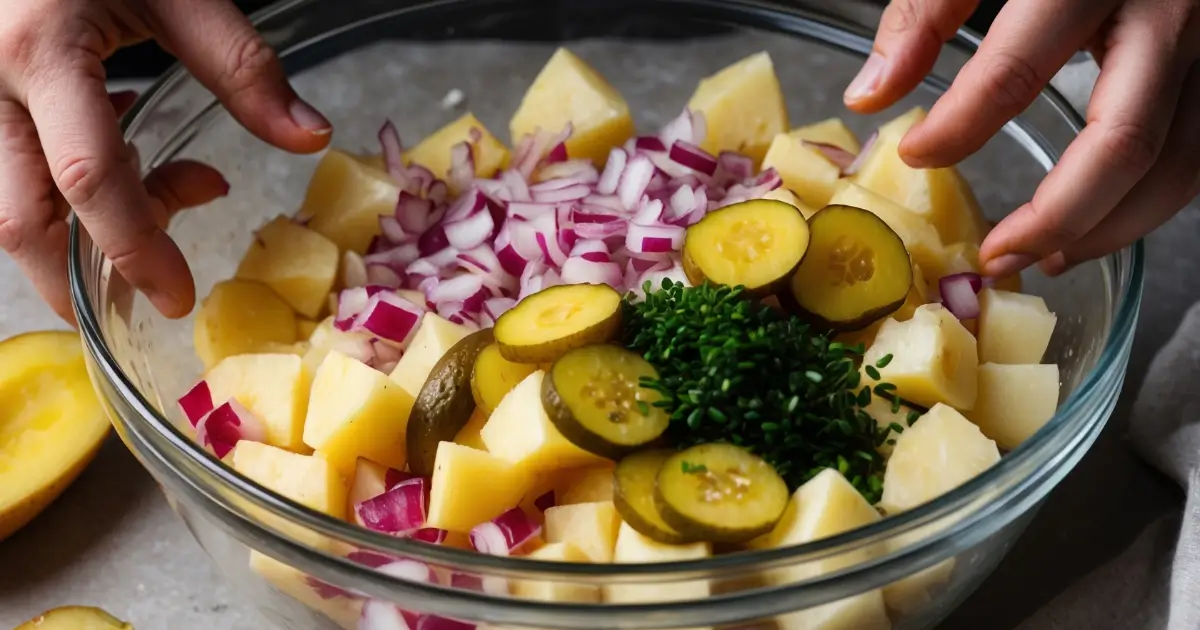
[715,151,754,183]
[843,130,877,177]
[367,264,404,289]
[429,274,484,306]
[394,192,429,234]
[342,251,369,289]
[444,189,488,224]
[415,616,475,630]
[351,292,425,348]
[350,459,412,509]
[378,120,409,189]
[417,223,450,257]
[801,140,857,170]
[617,155,655,210]
[507,201,556,222]
[531,183,590,203]
[336,285,387,331]
[444,209,494,250]
[179,380,213,428]
[536,159,599,184]
[533,491,555,512]
[629,260,691,302]
[359,600,415,630]
[410,528,449,544]
[631,198,664,226]
[939,272,984,319]
[669,140,718,176]
[469,507,542,556]
[306,576,354,601]
[448,141,475,192]
[569,238,609,259]
[574,220,627,240]
[635,136,667,152]
[572,204,623,224]
[379,216,409,246]
[596,148,627,195]
[560,256,623,289]
[372,339,403,366]
[495,242,529,277]
[499,170,531,202]
[483,297,516,320]
[660,108,707,149]
[625,224,684,254]
[365,243,421,271]
[355,477,430,534]
[535,231,567,268]
[545,142,568,164]
[195,400,266,459]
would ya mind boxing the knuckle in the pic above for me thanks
[978,52,1045,113]
[53,154,114,209]
[106,223,158,270]
[220,34,278,97]
[1025,200,1084,246]
[0,12,39,72]
[0,213,27,254]
[1101,122,1162,175]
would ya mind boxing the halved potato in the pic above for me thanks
[15,607,132,630]
[0,332,110,542]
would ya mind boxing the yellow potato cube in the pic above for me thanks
[761,187,818,219]
[687,52,789,165]
[969,363,1061,449]
[205,353,311,453]
[249,551,362,630]
[761,133,842,208]
[303,351,415,477]
[775,592,891,630]
[862,396,918,459]
[510,48,635,165]
[405,112,510,190]
[789,117,861,152]
[511,543,601,602]
[880,404,1000,515]
[388,314,473,398]
[426,442,535,533]
[883,557,956,616]
[301,150,403,254]
[605,522,711,603]
[925,242,1022,294]
[236,216,340,319]
[544,501,621,563]
[453,408,490,451]
[852,107,990,245]
[828,180,945,275]
[559,466,615,505]
[296,318,320,340]
[194,280,298,370]
[864,304,979,410]
[231,441,348,520]
[977,289,1057,365]
[480,371,610,474]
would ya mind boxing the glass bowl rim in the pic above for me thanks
[69,0,1144,580]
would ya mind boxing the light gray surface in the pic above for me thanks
[0,61,1194,630]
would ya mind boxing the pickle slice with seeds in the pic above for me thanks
[613,449,691,544]
[494,284,622,363]
[682,199,810,295]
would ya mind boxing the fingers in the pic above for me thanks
[978,0,1190,277]
[844,0,980,114]
[109,90,139,118]
[1046,63,1200,273]
[0,98,76,324]
[25,57,195,318]
[148,0,332,154]
[143,160,230,229]
[899,0,1119,167]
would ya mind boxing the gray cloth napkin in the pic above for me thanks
[1017,303,1200,630]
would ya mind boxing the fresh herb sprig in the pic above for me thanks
[624,279,897,502]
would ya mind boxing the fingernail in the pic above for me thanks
[149,291,182,317]
[218,177,231,197]
[289,99,332,135]
[845,53,886,103]
[984,253,1038,278]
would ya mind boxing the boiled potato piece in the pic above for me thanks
[883,556,956,616]
[296,318,320,340]
[205,353,311,453]
[863,304,978,410]
[231,441,348,519]
[510,48,635,165]
[761,187,818,219]
[853,107,990,245]
[923,242,1021,294]
[862,396,919,459]
[977,289,1057,365]
[405,112,510,190]
[479,371,610,474]
[687,52,789,165]
[604,522,711,603]
[249,552,361,630]
[969,363,1061,449]
[775,593,891,630]
[762,133,842,208]
[15,607,133,630]
[789,117,861,153]
[194,280,297,370]
[453,408,489,451]
[388,314,473,398]
[0,332,109,542]
[880,404,1000,515]
[544,501,622,562]
[511,543,602,602]
[304,351,415,477]
[426,441,535,532]
[559,466,615,505]
[301,149,403,253]
[236,216,340,319]
[828,180,944,275]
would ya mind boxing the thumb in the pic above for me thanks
[148,0,332,154]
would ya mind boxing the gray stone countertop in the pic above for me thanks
[0,60,1195,630]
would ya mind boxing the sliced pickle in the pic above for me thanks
[786,204,912,331]
[655,443,788,543]
[682,199,810,295]
[406,328,494,476]
[613,449,691,544]
[542,345,670,458]
[471,343,538,416]
[494,283,622,363]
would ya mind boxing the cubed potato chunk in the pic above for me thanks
[864,304,978,410]
[406,112,510,190]
[761,187,818,219]
[559,466,615,505]
[924,243,1021,294]
[969,363,1060,449]
[236,216,340,319]
[828,180,945,275]
[977,289,1057,365]
[303,351,415,477]
[852,107,990,245]
[453,408,490,451]
[348,457,406,512]
[301,150,403,253]
[789,117,861,153]
[296,318,320,340]
[883,557,956,616]
[862,396,918,459]
[604,522,711,603]
[480,371,610,474]
[231,441,348,520]
[775,592,891,630]
[687,52,789,165]
[762,134,842,208]
[544,501,621,563]
[194,280,298,370]
[426,442,535,533]
[249,551,362,630]
[511,543,602,603]
[388,314,473,398]
[510,48,635,165]
[205,353,311,453]
[880,404,1000,515]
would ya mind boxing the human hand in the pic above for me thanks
[0,0,333,324]
[844,0,1200,277]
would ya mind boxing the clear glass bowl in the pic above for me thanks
[69,0,1142,628]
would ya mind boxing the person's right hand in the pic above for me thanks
[0,0,333,325]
